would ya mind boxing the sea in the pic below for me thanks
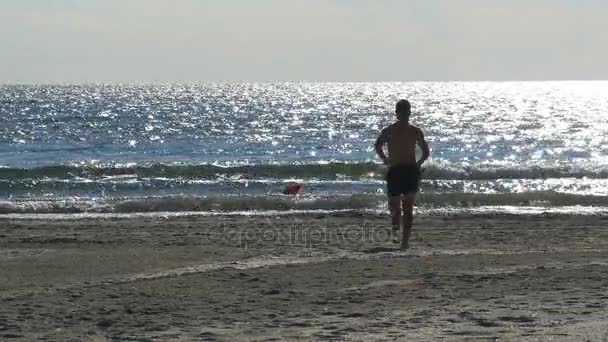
[1,81,607,215]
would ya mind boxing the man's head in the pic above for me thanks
[395,99,411,121]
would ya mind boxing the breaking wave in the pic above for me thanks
[1,192,608,214]
[1,162,607,181]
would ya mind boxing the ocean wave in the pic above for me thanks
[0,195,376,214]
[4,177,608,200]
[1,162,607,181]
[1,192,608,214]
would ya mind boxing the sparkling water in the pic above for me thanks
[1,82,607,213]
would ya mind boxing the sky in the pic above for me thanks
[1,0,607,83]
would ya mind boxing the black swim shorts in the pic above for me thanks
[386,164,421,196]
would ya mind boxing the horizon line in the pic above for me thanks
[2,79,608,86]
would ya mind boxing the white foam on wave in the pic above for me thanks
[2,205,608,221]
[3,189,608,216]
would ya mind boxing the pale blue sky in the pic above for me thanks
[1,0,606,83]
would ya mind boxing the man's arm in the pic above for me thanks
[374,128,389,164]
[416,128,430,167]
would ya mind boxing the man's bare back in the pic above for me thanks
[377,122,425,167]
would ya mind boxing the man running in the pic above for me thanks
[375,100,430,250]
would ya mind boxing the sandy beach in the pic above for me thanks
[1,212,608,341]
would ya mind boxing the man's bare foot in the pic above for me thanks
[391,228,400,244]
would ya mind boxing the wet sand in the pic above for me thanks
[1,212,608,341]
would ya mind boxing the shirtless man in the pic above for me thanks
[375,100,430,250]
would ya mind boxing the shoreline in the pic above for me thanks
[2,204,608,221]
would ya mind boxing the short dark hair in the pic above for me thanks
[395,99,411,116]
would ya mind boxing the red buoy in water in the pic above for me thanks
[283,182,303,195]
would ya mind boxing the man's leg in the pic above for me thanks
[388,195,401,242]
[400,194,416,250]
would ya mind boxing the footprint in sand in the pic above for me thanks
[363,246,401,254]
[497,315,536,323]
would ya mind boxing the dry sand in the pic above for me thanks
[1,212,608,341]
